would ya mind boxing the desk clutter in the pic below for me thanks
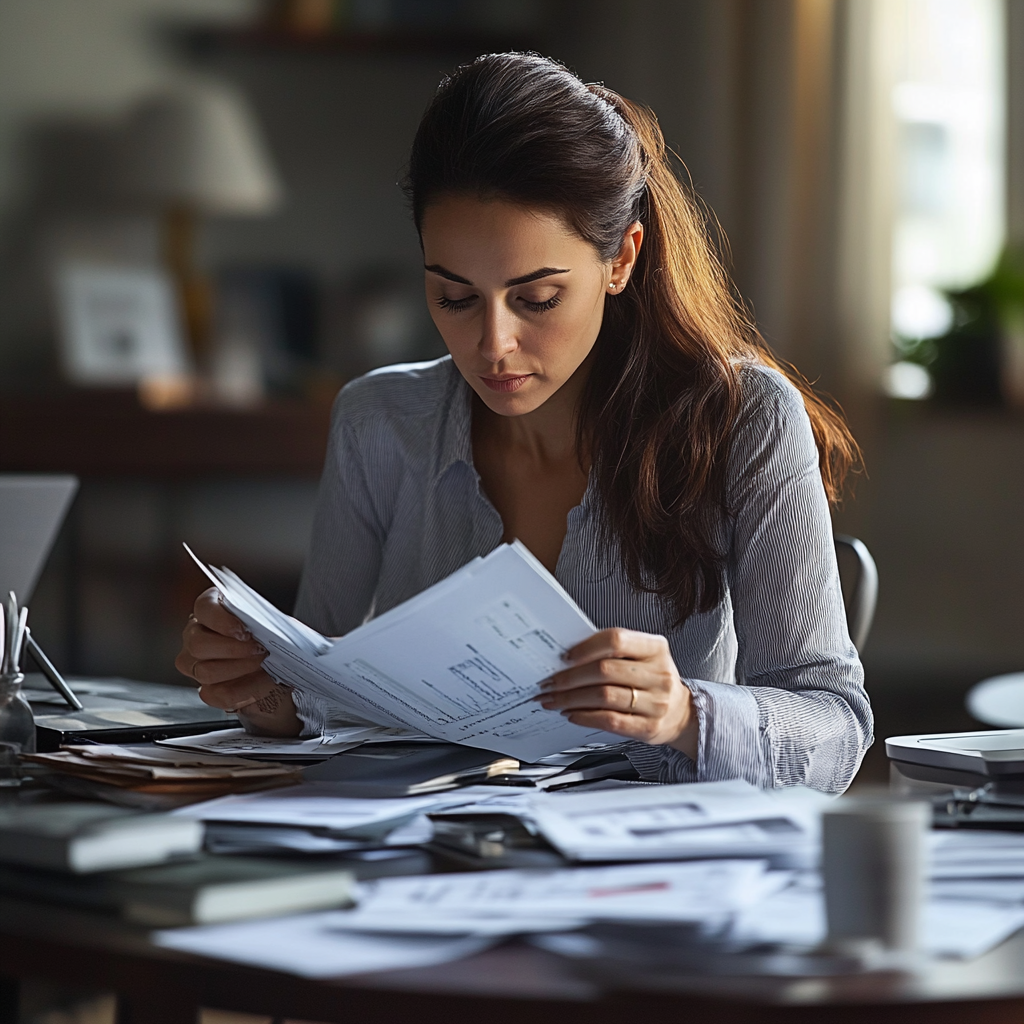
[9,524,1024,991]
[8,726,1024,984]
[22,744,303,799]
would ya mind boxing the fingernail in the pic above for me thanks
[561,651,574,663]
[252,644,267,656]
[232,696,258,711]
[539,678,555,690]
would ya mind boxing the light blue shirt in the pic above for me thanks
[294,357,871,792]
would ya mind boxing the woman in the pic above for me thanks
[176,53,871,791]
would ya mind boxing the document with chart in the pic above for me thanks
[186,541,619,761]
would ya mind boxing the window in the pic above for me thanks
[886,0,1005,399]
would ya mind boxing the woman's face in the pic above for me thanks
[420,195,635,418]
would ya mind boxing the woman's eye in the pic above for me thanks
[520,295,562,314]
[436,295,475,313]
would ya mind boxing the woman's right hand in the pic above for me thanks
[175,587,302,737]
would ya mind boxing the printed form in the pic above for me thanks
[187,541,619,761]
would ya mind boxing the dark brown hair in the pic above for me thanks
[405,53,860,624]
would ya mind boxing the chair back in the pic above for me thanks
[834,534,878,653]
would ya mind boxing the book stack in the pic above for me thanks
[0,803,354,926]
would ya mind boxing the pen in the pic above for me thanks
[3,593,17,676]
[13,607,28,670]
[24,628,84,711]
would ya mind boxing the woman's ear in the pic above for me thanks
[608,221,644,293]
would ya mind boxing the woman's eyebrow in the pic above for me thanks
[506,267,570,286]
[424,265,570,287]
[424,264,472,285]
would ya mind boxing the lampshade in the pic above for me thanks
[122,86,283,215]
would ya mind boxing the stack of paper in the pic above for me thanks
[730,871,1024,959]
[186,541,619,761]
[527,780,828,864]
[23,744,301,796]
[146,780,1024,978]
[157,728,369,760]
[930,830,1024,903]
[333,860,789,934]
[157,725,442,760]
[172,782,524,849]
[150,861,791,975]
[723,829,1024,958]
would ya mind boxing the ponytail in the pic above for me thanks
[406,53,861,624]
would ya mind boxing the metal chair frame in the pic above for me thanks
[835,534,878,653]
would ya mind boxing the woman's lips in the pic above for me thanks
[480,374,532,393]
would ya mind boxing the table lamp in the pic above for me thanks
[121,86,283,364]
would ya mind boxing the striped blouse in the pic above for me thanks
[293,357,872,792]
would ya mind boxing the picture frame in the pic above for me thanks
[56,263,190,385]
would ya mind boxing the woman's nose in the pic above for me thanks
[478,303,519,363]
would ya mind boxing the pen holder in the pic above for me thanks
[0,671,36,785]
[822,796,929,959]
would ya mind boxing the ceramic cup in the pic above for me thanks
[822,796,930,955]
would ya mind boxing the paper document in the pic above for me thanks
[332,860,789,935]
[187,541,618,761]
[528,779,828,862]
[157,728,368,759]
[930,830,1024,878]
[732,877,1024,959]
[154,910,495,978]
[931,879,1024,903]
[172,783,527,840]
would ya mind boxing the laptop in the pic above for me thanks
[0,474,233,750]
[0,475,78,603]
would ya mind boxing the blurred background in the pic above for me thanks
[1,0,1021,781]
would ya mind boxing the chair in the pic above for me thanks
[835,534,878,653]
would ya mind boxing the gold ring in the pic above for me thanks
[630,686,637,710]
[190,657,200,681]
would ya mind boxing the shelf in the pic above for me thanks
[175,25,540,58]
[0,390,331,478]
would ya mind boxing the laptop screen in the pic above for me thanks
[0,475,78,603]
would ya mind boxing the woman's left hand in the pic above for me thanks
[536,628,699,759]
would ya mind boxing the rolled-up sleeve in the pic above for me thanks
[627,372,872,792]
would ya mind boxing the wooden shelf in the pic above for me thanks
[0,390,331,478]
[175,25,539,58]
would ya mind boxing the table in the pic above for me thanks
[5,892,1024,1024]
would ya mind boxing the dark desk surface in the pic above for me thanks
[5,891,1024,1024]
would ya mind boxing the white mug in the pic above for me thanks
[822,797,930,954]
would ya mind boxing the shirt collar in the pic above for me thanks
[436,359,475,480]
